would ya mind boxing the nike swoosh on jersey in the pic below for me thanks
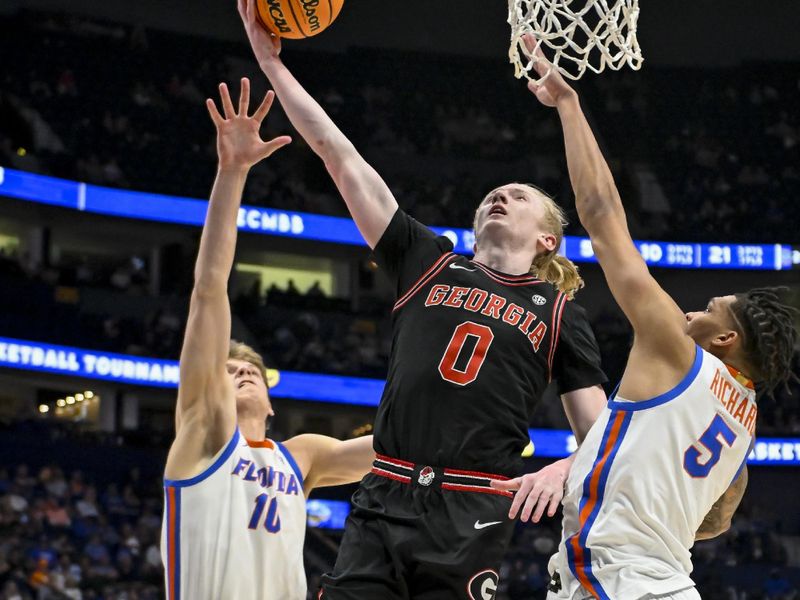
[449,263,477,272]
[474,520,503,529]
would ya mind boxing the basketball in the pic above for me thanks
[255,0,344,39]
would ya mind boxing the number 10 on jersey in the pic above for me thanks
[249,493,281,533]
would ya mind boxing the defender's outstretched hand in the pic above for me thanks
[238,0,282,68]
[490,460,568,523]
[522,34,577,108]
[206,78,291,169]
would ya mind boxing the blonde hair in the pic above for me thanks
[228,340,268,385]
[474,183,585,299]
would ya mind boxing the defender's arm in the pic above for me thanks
[167,81,290,479]
[525,36,693,364]
[696,467,748,541]
[283,434,375,494]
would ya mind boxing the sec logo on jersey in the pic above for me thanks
[467,569,498,600]
[532,294,547,306]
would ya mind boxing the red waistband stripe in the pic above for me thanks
[370,466,412,484]
[443,467,510,481]
[441,482,512,498]
[375,454,414,470]
[371,456,512,497]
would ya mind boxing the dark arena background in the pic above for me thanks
[1,1,799,598]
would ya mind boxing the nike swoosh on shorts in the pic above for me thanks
[474,520,502,530]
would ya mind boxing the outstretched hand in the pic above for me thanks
[206,77,291,170]
[238,0,282,68]
[490,460,568,523]
[522,34,577,108]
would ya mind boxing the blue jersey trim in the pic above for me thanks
[164,428,241,488]
[567,410,632,600]
[583,411,632,600]
[174,488,181,598]
[607,345,703,411]
[582,412,632,549]
[276,441,305,489]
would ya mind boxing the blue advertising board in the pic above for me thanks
[1,167,795,270]
[1,336,797,466]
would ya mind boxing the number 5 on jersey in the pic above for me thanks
[683,414,737,478]
[438,322,494,386]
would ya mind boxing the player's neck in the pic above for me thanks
[722,357,756,387]
[238,417,267,442]
[473,244,533,276]
[707,345,755,386]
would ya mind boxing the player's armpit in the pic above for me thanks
[283,434,375,493]
[696,466,748,541]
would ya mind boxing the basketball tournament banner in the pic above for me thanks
[1,335,798,466]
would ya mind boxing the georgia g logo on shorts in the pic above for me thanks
[467,569,498,600]
[418,466,435,486]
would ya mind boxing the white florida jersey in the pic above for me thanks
[161,428,307,600]
[550,346,756,600]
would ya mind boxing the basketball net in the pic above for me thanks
[508,0,643,83]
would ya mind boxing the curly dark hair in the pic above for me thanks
[729,287,799,395]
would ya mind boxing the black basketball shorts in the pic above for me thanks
[319,454,516,600]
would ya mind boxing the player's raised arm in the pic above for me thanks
[167,79,290,478]
[237,0,398,249]
[524,36,693,366]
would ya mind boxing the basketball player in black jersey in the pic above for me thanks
[238,2,608,597]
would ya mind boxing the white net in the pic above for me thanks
[508,0,643,83]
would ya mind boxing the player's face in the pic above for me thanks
[226,359,274,420]
[684,295,738,350]
[474,184,554,255]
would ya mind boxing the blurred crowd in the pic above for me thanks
[0,461,163,600]
[1,423,798,600]
[1,11,798,242]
